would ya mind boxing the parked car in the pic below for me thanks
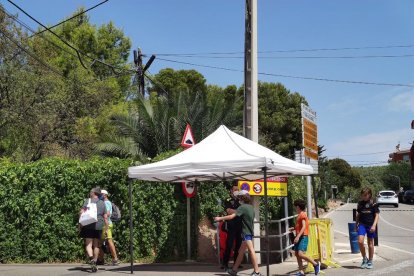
[403,190,414,204]
[377,190,398,207]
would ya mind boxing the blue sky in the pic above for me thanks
[3,0,414,166]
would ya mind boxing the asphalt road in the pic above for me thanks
[326,202,414,255]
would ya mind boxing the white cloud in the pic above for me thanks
[327,128,414,166]
[326,99,365,117]
[388,91,414,112]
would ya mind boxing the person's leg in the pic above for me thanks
[245,240,259,273]
[367,237,374,260]
[297,251,316,266]
[92,238,101,262]
[357,226,368,268]
[358,235,366,258]
[85,238,94,259]
[233,231,242,265]
[223,230,236,268]
[366,237,374,269]
[231,242,247,271]
[107,239,118,262]
[295,251,304,275]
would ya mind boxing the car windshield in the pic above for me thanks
[405,190,414,195]
[379,192,395,197]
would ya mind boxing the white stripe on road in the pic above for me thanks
[379,215,414,233]
[333,229,414,256]
[365,259,414,276]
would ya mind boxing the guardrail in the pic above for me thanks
[252,214,298,263]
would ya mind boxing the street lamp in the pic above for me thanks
[389,174,401,192]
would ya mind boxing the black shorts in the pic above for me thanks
[80,227,102,239]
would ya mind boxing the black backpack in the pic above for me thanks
[110,202,121,222]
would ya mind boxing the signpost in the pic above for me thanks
[301,103,318,219]
[181,124,195,261]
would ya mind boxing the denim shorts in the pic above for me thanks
[294,236,309,252]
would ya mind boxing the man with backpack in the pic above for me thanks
[100,189,120,265]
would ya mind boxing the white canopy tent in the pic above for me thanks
[126,125,314,274]
[128,125,313,181]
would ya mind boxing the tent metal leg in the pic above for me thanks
[263,167,269,276]
[129,179,134,274]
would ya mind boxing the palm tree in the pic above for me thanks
[96,88,241,161]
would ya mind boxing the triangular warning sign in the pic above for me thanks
[181,124,195,148]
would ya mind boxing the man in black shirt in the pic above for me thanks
[221,181,243,270]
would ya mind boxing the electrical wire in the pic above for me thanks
[155,44,414,56]
[154,54,414,60]
[7,0,135,74]
[156,57,414,88]
[29,0,109,38]
[327,150,392,157]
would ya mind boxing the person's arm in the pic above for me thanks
[370,213,379,232]
[226,208,236,215]
[214,213,236,222]
[355,213,360,231]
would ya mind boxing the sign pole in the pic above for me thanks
[186,197,191,261]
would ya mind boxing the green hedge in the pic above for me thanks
[0,157,233,263]
[0,157,307,263]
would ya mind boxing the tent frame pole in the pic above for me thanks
[263,167,269,276]
[129,179,134,274]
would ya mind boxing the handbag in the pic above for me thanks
[79,198,98,226]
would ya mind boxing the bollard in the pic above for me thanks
[348,222,360,254]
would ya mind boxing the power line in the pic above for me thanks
[327,150,391,157]
[7,0,135,74]
[156,57,414,88]
[29,0,109,38]
[155,44,414,56]
[3,8,135,84]
[154,54,414,60]
[0,28,66,78]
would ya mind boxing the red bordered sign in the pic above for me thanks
[181,124,195,148]
[182,182,197,198]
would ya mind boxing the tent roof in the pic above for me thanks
[128,125,313,182]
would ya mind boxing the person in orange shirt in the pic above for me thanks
[289,199,320,276]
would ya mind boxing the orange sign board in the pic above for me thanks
[303,118,318,153]
[304,148,318,160]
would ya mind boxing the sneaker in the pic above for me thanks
[250,271,262,276]
[90,260,97,273]
[360,257,368,269]
[314,261,321,275]
[366,260,373,269]
[111,259,121,266]
[96,259,105,265]
[226,268,237,276]
[296,272,305,276]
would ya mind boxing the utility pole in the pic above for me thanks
[133,48,156,97]
[244,0,262,271]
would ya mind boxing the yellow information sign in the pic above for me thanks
[238,178,288,197]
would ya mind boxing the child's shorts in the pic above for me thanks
[358,224,376,239]
[294,236,308,252]
[242,234,253,241]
